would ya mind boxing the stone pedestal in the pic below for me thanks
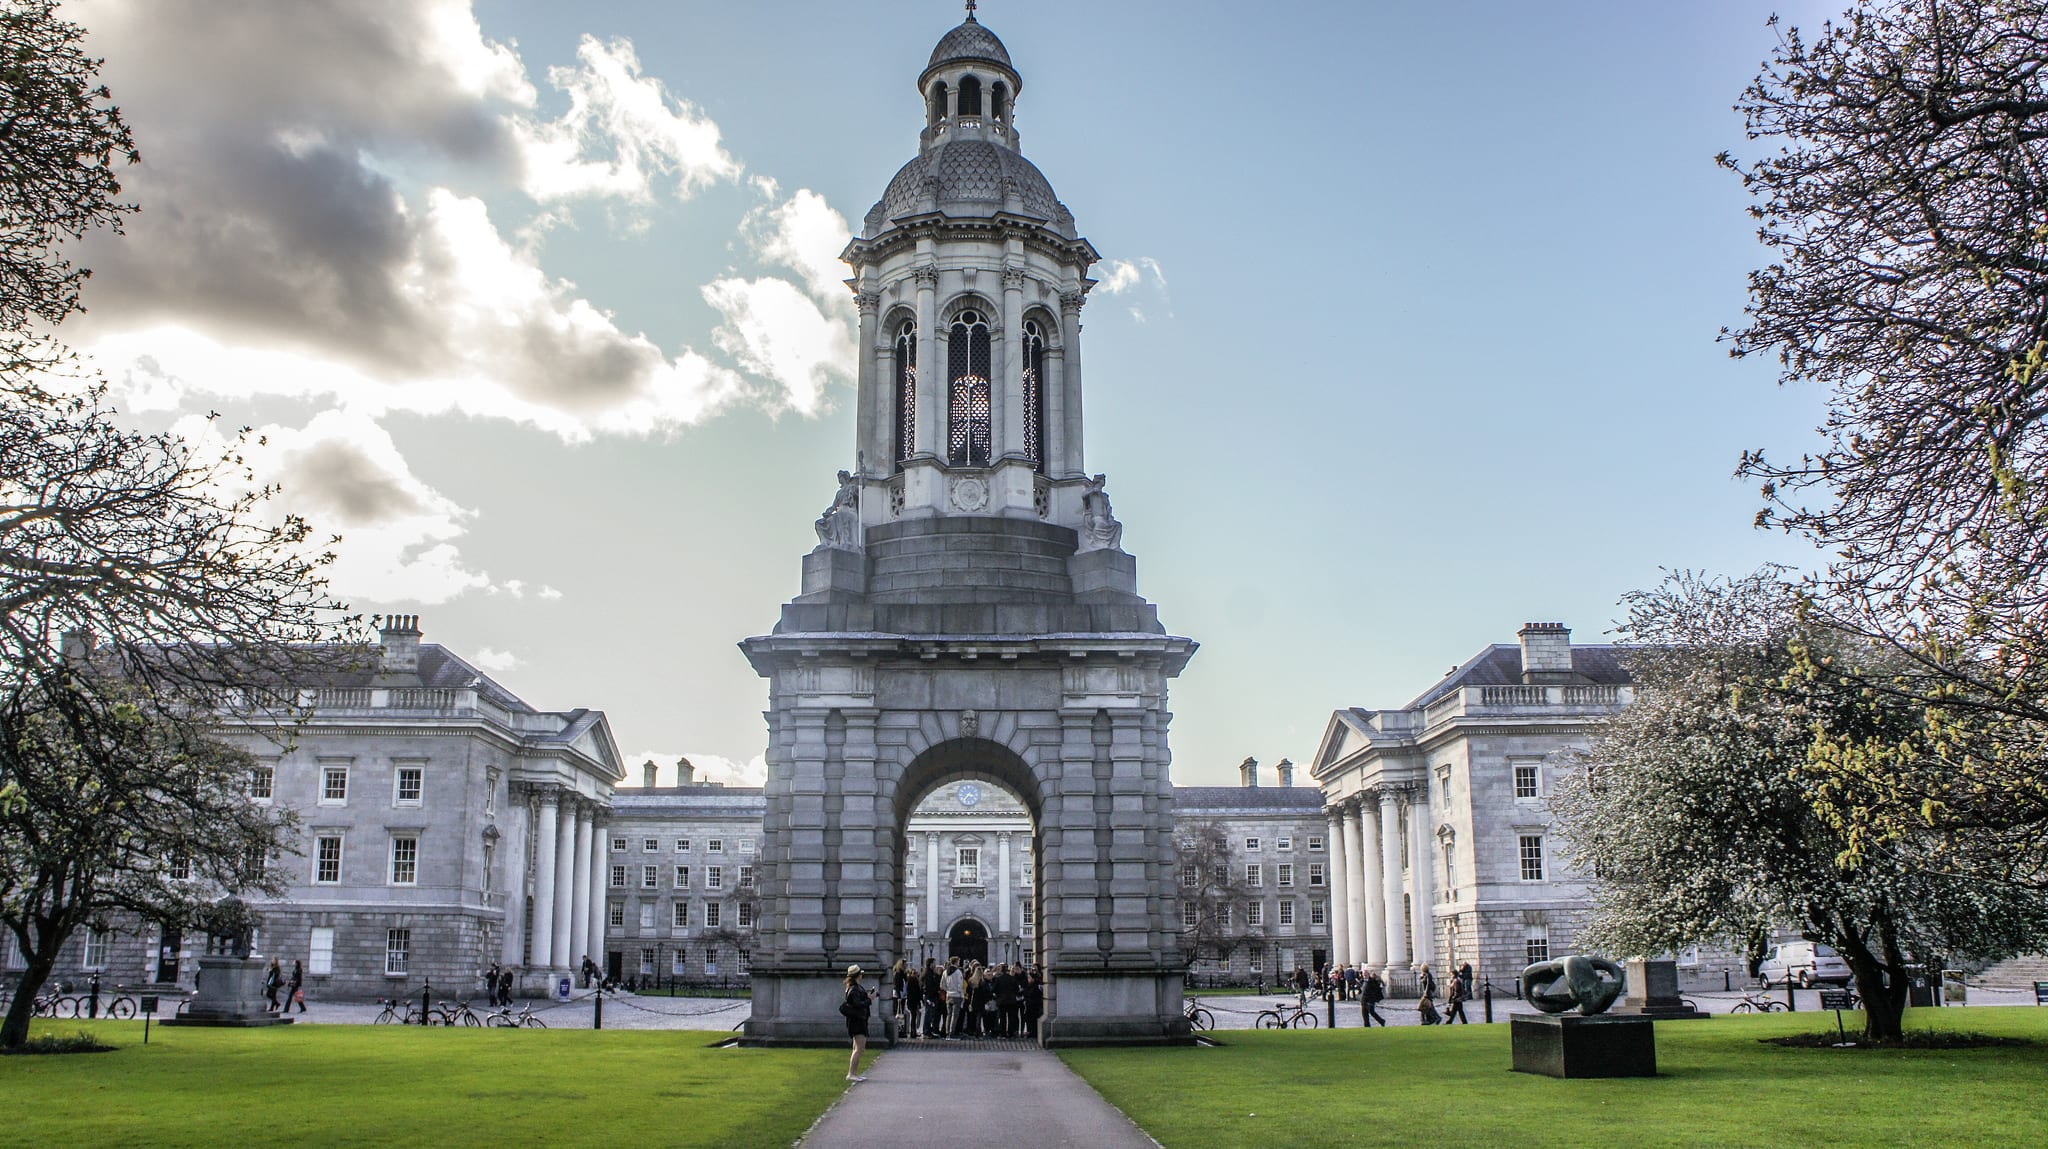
[1511,1014,1655,1078]
[1068,547,1137,600]
[159,957,293,1027]
[800,546,866,599]
[1620,959,1709,1020]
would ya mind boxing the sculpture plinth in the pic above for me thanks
[159,957,293,1028]
[1619,958,1710,1020]
[1511,1014,1656,1078]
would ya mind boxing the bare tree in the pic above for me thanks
[1175,819,1265,982]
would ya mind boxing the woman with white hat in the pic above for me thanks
[841,965,872,1082]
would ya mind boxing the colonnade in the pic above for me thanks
[1324,786,1436,978]
[498,782,610,976]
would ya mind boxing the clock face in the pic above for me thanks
[958,783,982,807]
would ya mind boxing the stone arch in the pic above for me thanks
[958,74,983,117]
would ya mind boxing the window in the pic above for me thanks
[309,927,335,976]
[1278,901,1296,928]
[738,865,754,889]
[1439,768,1453,808]
[675,839,691,853]
[673,865,690,889]
[1180,864,1198,888]
[1525,926,1550,965]
[1244,837,1261,851]
[956,847,981,886]
[708,839,725,854]
[672,949,689,976]
[1021,318,1046,470]
[168,852,191,881]
[1020,901,1034,936]
[738,948,751,974]
[1277,836,1293,851]
[386,929,411,976]
[893,320,918,466]
[610,865,627,889]
[705,953,719,977]
[1247,902,1264,927]
[1444,843,1457,899]
[321,766,349,804]
[389,836,418,885]
[643,838,659,852]
[1519,835,1546,881]
[1248,947,1264,975]
[1211,863,1228,886]
[394,765,423,806]
[314,835,343,884]
[485,769,498,815]
[1308,836,1325,851]
[1277,863,1294,887]
[740,839,755,855]
[612,837,627,852]
[1245,864,1263,887]
[672,902,690,930]
[640,948,656,976]
[82,928,108,970]
[1514,763,1541,800]
[1311,900,1327,927]
[641,865,658,890]
[608,902,624,929]
[1181,903,1199,928]
[248,764,274,801]
[481,842,495,893]
[704,903,722,929]
[737,902,754,928]
[946,309,993,466]
[706,866,724,891]
[638,903,655,931]
[1308,862,1325,887]
[905,904,919,928]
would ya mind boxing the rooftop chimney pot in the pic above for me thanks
[1239,756,1259,788]
[676,757,696,787]
[642,760,658,789]
[1276,758,1295,787]
[1518,621,1574,683]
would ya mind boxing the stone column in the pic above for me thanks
[926,830,940,933]
[530,789,560,969]
[1341,805,1368,966]
[588,815,609,973]
[1361,795,1387,966]
[914,267,940,457]
[570,803,594,972]
[499,787,531,968]
[1058,291,1085,476]
[854,290,881,469]
[1409,791,1437,973]
[999,268,1025,458]
[1325,809,1349,968]
[1379,791,1408,969]
[1044,348,1066,476]
[551,797,577,968]
[998,830,1013,934]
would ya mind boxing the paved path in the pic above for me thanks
[800,1045,1157,1149]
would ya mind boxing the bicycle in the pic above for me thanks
[1728,990,1788,1014]
[1183,995,1215,1032]
[435,1000,485,1027]
[373,997,427,1025]
[1255,999,1320,1029]
[485,1003,547,1028]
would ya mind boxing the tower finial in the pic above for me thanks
[965,0,977,21]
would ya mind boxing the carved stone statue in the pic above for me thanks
[1521,955,1627,1016]
[814,470,862,550]
[1077,473,1123,553]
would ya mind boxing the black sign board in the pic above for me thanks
[1818,989,1855,1011]
[139,995,159,1015]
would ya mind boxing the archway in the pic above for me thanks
[947,917,990,966]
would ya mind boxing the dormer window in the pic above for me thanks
[948,309,992,466]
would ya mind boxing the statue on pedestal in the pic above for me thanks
[1078,474,1122,553]
[814,470,862,550]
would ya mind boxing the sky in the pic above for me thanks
[59,0,1844,788]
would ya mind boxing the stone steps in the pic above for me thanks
[1973,954,2048,988]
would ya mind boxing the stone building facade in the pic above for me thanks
[1175,759,1335,984]
[603,761,765,986]
[9,618,623,1000]
[1311,623,1628,993]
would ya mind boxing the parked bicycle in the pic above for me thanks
[373,997,427,1025]
[1255,999,1320,1029]
[1729,990,1788,1014]
[1183,996,1216,1032]
[435,1000,486,1027]
[484,1003,547,1028]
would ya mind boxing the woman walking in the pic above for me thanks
[891,959,912,1037]
[287,958,307,1013]
[262,956,283,1013]
[1444,968,1471,1024]
[841,965,871,1082]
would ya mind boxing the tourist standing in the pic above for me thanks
[944,959,965,1037]
[994,963,1020,1038]
[841,966,871,1082]
[891,959,911,1035]
[1416,964,1441,1024]
[262,957,283,1012]
[497,966,515,1007]
[287,959,307,1013]
[1022,968,1044,1041]
[923,960,945,1037]
[1360,967,1387,1027]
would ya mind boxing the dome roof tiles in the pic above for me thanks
[927,19,1013,74]
[863,139,1073,237]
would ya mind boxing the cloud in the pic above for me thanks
[514,35,741,203]
[470,647,522,672]
[173,409,496,605]
[630,751,767,788]
[1095,257,1168,295]
[742,189,853,302]
[703,277,851,417]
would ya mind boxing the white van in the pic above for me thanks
[1757,941,1851,987]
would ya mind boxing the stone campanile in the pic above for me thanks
[740,7,1197,1046]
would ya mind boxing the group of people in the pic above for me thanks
[838,956,1049,1082]
[481,962,518,1007]
[1292,960,1477,1026]
[261,957,307,1014]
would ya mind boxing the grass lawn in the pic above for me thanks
[1061,1006,2048,1148]
[0,1020,848,1148]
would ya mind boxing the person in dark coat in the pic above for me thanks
[1021,969,1045,1041]
[287,959,307,1013]
[993,963,1020,1038]
[262,957,283,1012]
[1360,967,1388,1027]
[496,967,515,1007]
[842,965,872,1082]
[1444,970,1472,1024]
[923,959,945,1037]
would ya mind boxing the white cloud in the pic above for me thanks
[742,189,853,303]
[1096,257,1168,295]
[514,35,740,203]
[170,409,497,605]
[703,277,852,417]
[538,585,565,601]
[470,647,522,672]
[629,751,767,788]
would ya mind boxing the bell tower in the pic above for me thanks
[742,7,1195,1047]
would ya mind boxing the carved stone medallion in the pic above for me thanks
[951,475,990,512]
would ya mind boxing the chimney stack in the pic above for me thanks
[676,756,696,786]
[1276,758,1295,788]
[378,614,423,674]
[1239,756,1259,788]
[1518,622,1573,683]
[642,760,658,789]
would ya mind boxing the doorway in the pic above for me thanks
[948,918,990,966]
[155,927,181,983]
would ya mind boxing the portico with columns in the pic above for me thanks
[500,778,617,989]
